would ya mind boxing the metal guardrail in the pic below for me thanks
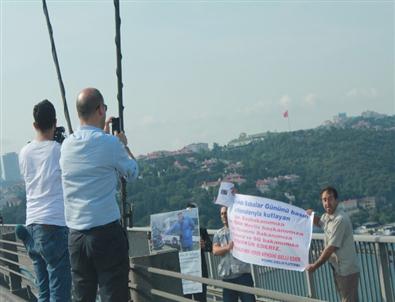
[1,225,394,302]
[130,228,395,302]
[0,228,37,301]
[306,234,395,302]
[130,263,325,302]
[0,237,35,285]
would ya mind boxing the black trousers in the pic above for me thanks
[69,221,129,302]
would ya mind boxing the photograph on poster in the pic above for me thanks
[150,208,200,253]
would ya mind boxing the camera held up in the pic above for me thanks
[54,126,66,144]
[111,117,120,134]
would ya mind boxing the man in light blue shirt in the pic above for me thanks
[60,87,138,302]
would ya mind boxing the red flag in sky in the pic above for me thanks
[283,110,289,118]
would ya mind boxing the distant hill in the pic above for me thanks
[127,114,395,228]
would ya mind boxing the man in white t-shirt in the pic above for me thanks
[18,100,71,301]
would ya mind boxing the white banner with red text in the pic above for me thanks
[228,194,313,272]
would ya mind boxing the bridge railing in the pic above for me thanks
[129,260,324,302]
[128,227,395,302]
[1,225,394,302]
[248,233,395,302]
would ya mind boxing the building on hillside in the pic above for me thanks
[227,132,266,148]
[184,143,209,153]
[146,150,173,160]
[352,120,372,129]
[138,143,207,161]
[137,154,148,161]
[256,179,273,193]
[201,158,218,171]
[224,173,246,185]
[201,180,221,191]
[361,111,387,119]
[359,197,377,211]
[340,196,377,216]
[256,175,299,194]
[1,152,21,182]
[173,148,193,156]
[186,157,198,164]
[226,161,244,171]
[173,160,188,171]
[340,199,360,216]
[333,113,348,123]
[320,120,335,129]
[280,174,299,182]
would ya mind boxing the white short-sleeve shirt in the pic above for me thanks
[19,140,66,226]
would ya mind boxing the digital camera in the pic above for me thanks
[112,117,120,134]
[54,126,66,144]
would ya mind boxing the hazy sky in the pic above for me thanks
[1,0,394,156]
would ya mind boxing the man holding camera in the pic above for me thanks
[18,100,71,301]
[60,88,138,302]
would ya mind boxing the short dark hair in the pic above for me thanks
[76,88,104,119]
[320,186,338,199]
[33,100,56,131]
[186,202,198,208]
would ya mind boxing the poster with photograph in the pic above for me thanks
[150,208,202,294]
[215,181,235,207]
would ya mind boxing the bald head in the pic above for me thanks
[76,88,104,120]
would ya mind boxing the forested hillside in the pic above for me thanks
[127,127,395,228]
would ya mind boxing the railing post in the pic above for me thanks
[206,253,217,301]
[375,241,394,302]
[306,239,318,299]
[130,250,183,302]
[0,232,22,292]
[305,271,317,299]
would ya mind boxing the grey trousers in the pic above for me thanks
[334,272,360,302]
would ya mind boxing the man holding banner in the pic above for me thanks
[213,206,256,302]
[306,187,360,302]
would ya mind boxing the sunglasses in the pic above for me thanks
[96,103,108,111]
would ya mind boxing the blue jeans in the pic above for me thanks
[223,273,256,302]
[25,225,72,302]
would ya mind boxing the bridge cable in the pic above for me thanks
[113,0,130,230]
[42,0,73,134]
[41,0,130,228]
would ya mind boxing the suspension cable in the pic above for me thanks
[42,0,73,134]
[114,0,129,230]
[114,0,125,132]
